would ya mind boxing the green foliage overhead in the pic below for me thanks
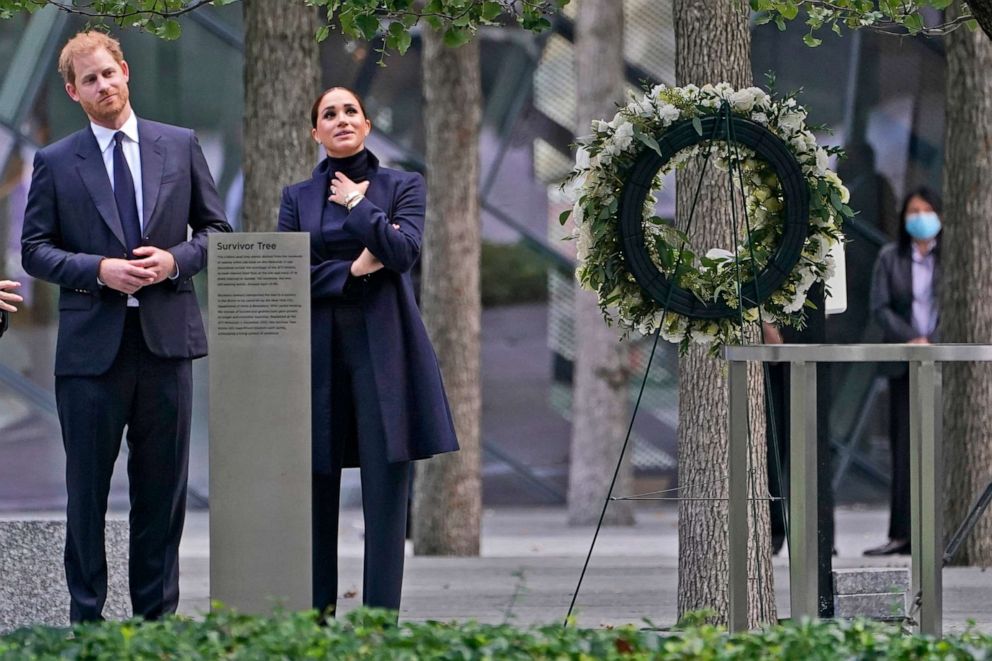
[0,0,569,49]
[751,0,981,43]
[2,608,992,659]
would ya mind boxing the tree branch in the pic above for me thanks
[770,0,979,37]
[43,0,215,21]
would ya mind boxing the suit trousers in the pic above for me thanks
[55,309,192,622]
[313,303,410,616]
[888,372,911,541]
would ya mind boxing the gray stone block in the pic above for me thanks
[833,567,910,595]
[0,520,130,632]
[834,592,908,620]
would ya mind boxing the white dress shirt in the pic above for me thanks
[91,111,143,306]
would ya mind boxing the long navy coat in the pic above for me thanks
[278,152,459,471]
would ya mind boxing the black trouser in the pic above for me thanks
[56,309,191,623]
[888,372,911,541]
[313,303,410,616]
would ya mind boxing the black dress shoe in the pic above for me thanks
[863,539,911,556]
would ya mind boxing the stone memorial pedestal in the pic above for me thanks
[208,232,312,613]
[0,520,129,632]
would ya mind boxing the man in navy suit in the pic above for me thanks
[20,31,231,622]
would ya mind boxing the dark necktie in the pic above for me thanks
[113,132,141,255]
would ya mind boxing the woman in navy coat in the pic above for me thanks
[278,87,459,617]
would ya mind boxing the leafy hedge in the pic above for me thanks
[2,608,990,660]
[481,241,549,307]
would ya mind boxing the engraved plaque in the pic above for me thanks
[208,232,311,612]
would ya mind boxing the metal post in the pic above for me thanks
[909,362,921,607]
[789,361,818,621]
[913,361,943,636]
[728,360,750,631]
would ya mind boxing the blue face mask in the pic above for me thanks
[905,211,941,240]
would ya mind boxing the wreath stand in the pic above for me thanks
[726,343,992,636]
[565,100,812,628]
[565,98,992,637]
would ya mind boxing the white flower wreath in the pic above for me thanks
[562,82,850,353]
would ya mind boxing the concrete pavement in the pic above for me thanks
[163,505,991,632]
[3,505,990,632]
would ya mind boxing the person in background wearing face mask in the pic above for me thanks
[864,187,942,556]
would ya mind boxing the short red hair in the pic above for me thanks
[58,31,125,85]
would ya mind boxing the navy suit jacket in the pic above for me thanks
[278,152,459,469]
[21,118,231,376]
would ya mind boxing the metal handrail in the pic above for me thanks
[725,343,992,637]
[726,343,992,363]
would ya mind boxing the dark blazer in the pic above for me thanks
[0,310,7,338]
[869,241,941,344]
[278,152,459,470]
[21,119,231,376]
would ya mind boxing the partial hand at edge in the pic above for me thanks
[0,280,22,313]
[762,321,784,345]
[98,258,156,295]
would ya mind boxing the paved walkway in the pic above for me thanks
[4,505,990,632]
[168,506,991,632]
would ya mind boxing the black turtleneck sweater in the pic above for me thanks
[319,149,370,260]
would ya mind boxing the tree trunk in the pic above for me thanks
[567,0,635,527]
[242,1,320,232]
[412,30,482,555]
[941,1,992,566]
[673,0,776,626]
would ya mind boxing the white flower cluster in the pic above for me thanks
[565,83,850,353]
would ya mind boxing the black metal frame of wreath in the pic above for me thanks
[619,113,810,317]
[566,103,813,628]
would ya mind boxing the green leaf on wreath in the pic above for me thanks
[654,238,674,269]
[635,130,664,157]
[558,208,572,225]
[692,116,703,137]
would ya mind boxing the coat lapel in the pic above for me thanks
[299,177,329,255]
[138,119,165,235]
[900,249,914,305]
[75,130,126,249]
